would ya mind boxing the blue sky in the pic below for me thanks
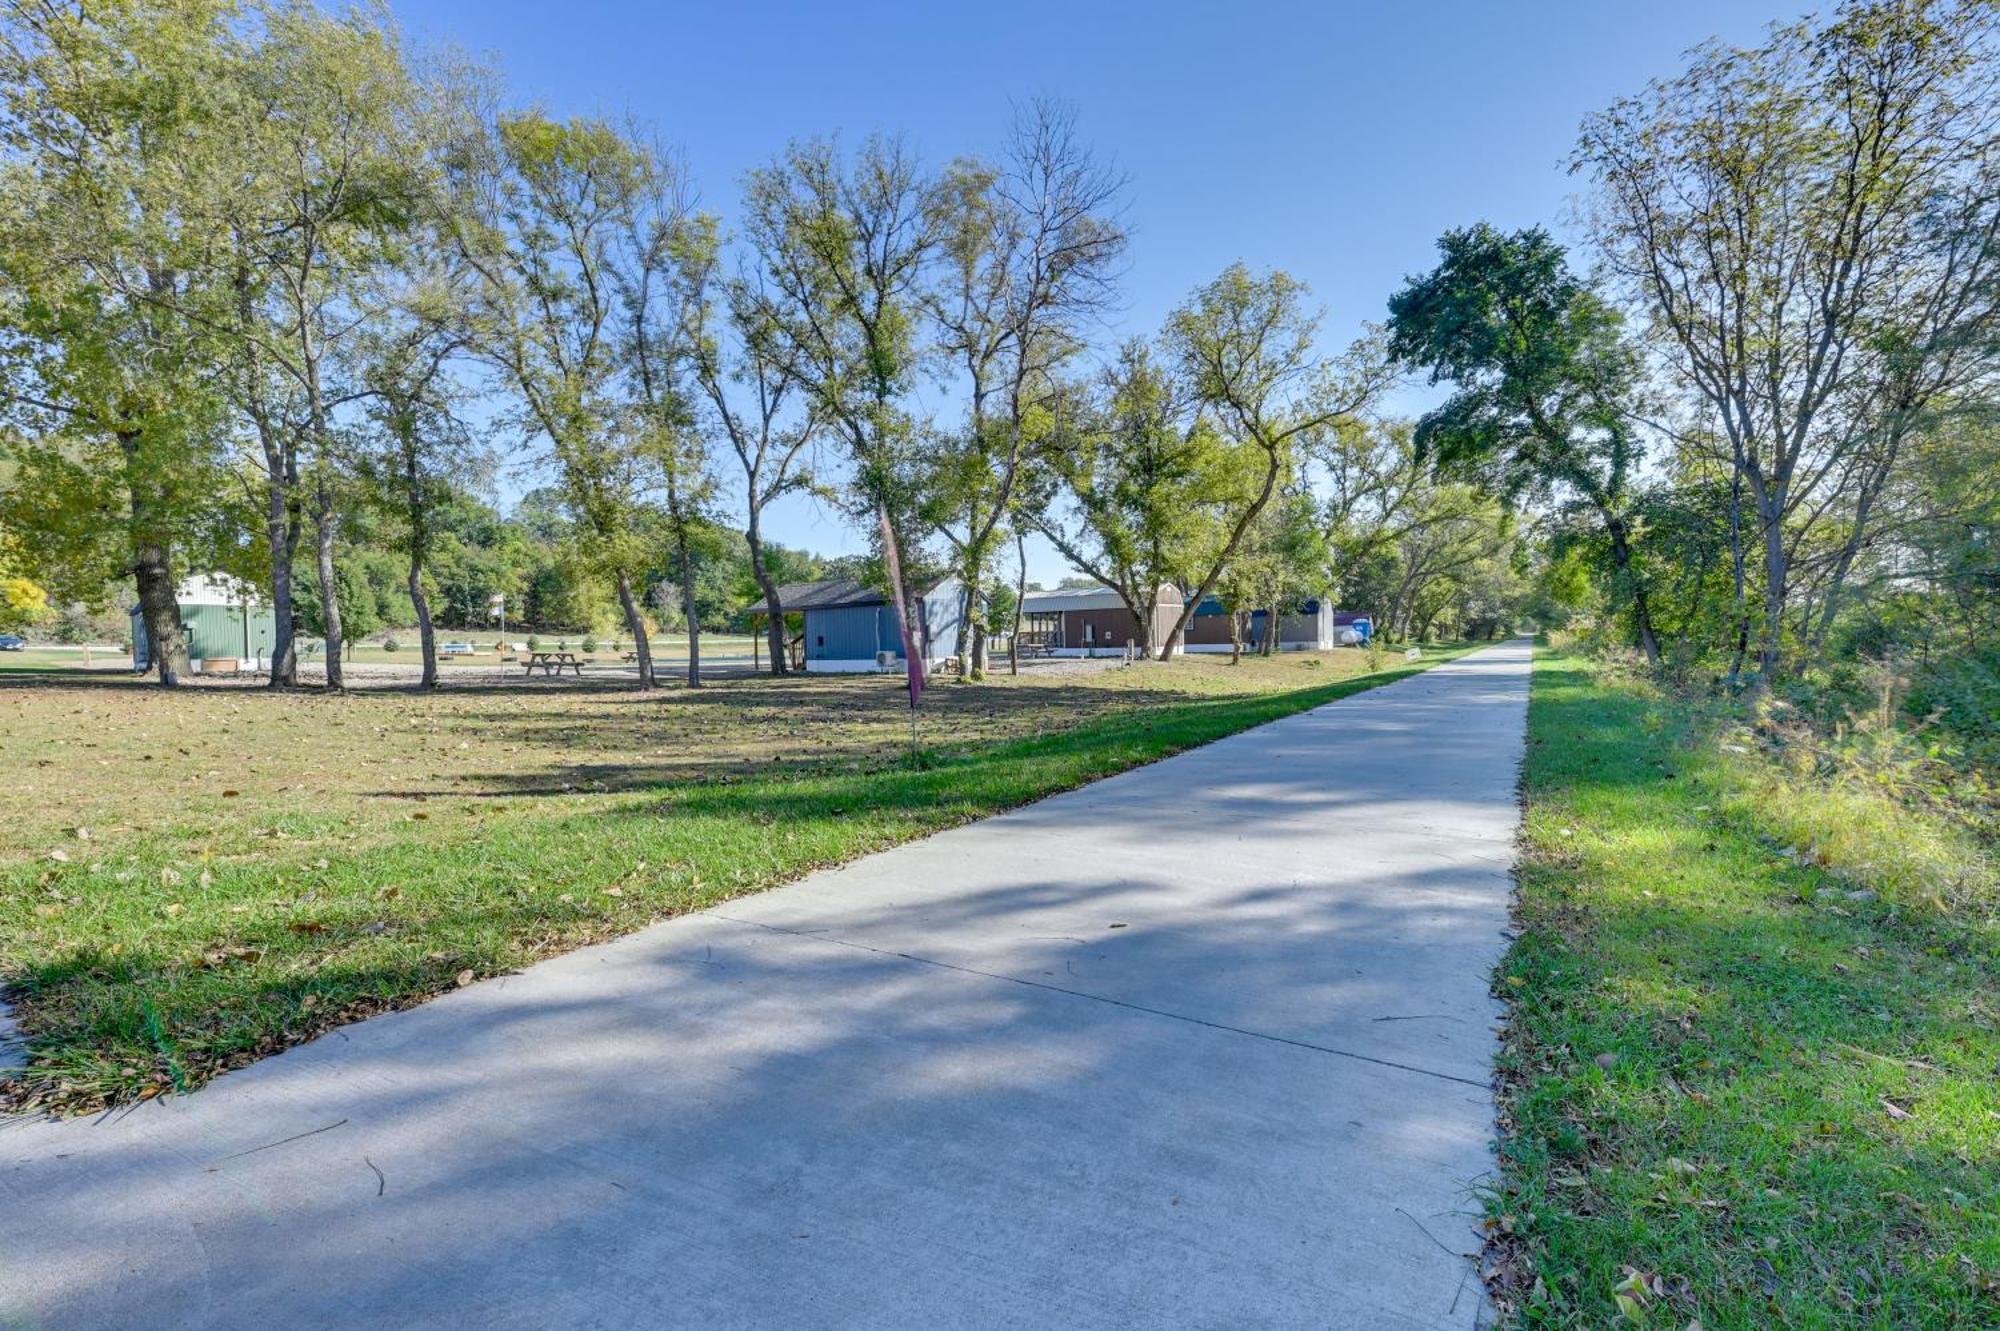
[392,0,1797,583]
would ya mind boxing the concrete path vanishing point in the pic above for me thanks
[0,640,1532,1330]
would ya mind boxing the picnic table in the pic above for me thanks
[524,650,586,677]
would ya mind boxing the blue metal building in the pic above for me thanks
[772,578,968,673]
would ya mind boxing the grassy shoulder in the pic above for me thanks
[3,643,1472,1113]
[1493,647,1999,1327]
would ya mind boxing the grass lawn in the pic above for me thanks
[1493,647,1999,1327]
[2,642,1468,1112]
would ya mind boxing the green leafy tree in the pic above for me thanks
[922,99,1127,677]
[681,225,823,674]
[0,0,246,684]
[222,1,431,689]
[455,113,689,686]
[1214,488,1328,659]
[1156,265,1385,656]
[1387,224,1663,667]
[620,176,715,686]
[739,136,942,658]
[1575,0,2000,678]
[1030,343,1246,657]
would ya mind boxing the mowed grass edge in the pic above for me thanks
[4,644,1474,1113]
[1490,647,1999,1327]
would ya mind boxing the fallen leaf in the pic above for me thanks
[454,969,474,987]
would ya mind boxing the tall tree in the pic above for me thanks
[1031,343,1247,656]
[1156,264,1385,657]
[0,0,244,685]
[356,283,481,688]
[222,1,429,689]
[1212,487,1327,659]
[1387,224,1665,667]
[682,240,822,675]
[620,175,713,687]
[1576,0,2000,678]
[924,100,1127,676]
[454,113,692,687]
[739,136,941,656]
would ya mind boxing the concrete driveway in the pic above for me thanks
[1,640,1530,1329]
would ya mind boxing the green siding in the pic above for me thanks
[131,602,278,666]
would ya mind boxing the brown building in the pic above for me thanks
[1018,585,1185,657]
[1182,593,1342,651]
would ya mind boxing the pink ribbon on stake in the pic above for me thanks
[877,506,924,709]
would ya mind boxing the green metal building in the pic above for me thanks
[130,575,277,671]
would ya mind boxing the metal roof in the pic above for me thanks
[769,579,887,611]
[1021,584,1186,614]
[769,576,960,612]
[1020,585,1126,613]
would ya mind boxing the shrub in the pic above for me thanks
[527,634,541,651]
[581,634,598,654]
[382,636,399,653]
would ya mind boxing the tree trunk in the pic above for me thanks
[1756,492,1787,681]
[116,427,188,687]
[952,560,975,679]
[1725,469,1750,686]
[132,539,188,687]
[616,572,655,688]
[747,512,789,676]
[1604,515,1662,669]
[410,556,437,689]
[314,484,344,692]
[677,527,701,689]
[1154,447,1286,659]
[266,471,299,686]
[954,533,992,680]
[1009,529,1027,677]
[969,569,989,677]
[1229,609,1244,664]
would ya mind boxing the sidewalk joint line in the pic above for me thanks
[711,914,1490,1089]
